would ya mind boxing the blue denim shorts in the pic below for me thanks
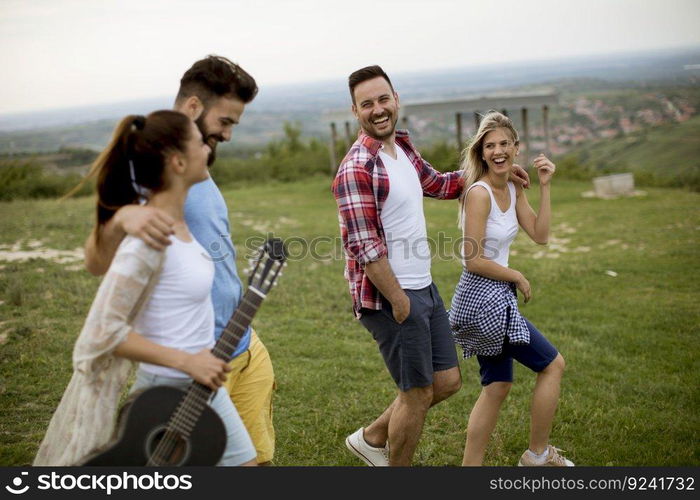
[476,316,558,386]
[130,369,257,466]
[359,283,459,391]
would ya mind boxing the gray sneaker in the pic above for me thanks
[518,445,575,466]
[345,427,389,466]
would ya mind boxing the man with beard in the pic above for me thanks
[332,65,529,466]
[84,55,275,466]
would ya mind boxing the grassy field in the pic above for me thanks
[0,176,698,466]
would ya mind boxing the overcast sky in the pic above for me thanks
[1,0,699,114]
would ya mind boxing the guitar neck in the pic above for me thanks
[212,287,265,361]
[164,287,265,438]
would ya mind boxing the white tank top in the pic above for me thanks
[129,235,215,378]
[466,180,518,267]
[379,145,432,290]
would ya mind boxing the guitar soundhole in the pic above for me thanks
[145,426,191,466]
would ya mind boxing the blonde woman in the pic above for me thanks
[449,111,573,466]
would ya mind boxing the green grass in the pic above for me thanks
[0,176,698,466]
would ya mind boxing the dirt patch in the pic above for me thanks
[0,320,16,346]
[0,240,83,266]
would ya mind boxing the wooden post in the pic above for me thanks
[543,105,551,155]
[329,122,338,174]
[521,107,529,167]
[344,121,352,147]
[455,112,463,150]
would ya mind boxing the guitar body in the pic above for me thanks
[81,386,226,466]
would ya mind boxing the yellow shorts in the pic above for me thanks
[225,330,275,464]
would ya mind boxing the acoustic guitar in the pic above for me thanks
[80,238,286,465]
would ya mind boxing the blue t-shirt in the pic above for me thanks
[184,176,251,357]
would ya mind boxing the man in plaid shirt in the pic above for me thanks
[333,65,529,466]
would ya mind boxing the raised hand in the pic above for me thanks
[533,153,556,186]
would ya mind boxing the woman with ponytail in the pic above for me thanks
[449,111,573,467]
[34,111,257,466]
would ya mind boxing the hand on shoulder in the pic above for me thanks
[115,205,175,251]
[510,163,530,189]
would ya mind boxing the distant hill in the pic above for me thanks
[1,46,699,154]
[557,114,700,190]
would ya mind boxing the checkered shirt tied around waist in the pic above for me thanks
[449,270,530,358]
[331,130,463,318]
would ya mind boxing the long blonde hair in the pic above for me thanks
[458,111,519,228]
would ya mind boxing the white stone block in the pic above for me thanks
[593,173,635,198]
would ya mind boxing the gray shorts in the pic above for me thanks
[359,283,459,391]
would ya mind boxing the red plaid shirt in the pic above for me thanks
[331,129,463,318]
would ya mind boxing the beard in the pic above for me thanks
[362,112,398,141]
[195,114,225,167]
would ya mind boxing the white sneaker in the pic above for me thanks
[345,427,389,466]
[518,445,575,466]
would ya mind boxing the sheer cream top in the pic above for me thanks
[33,237,164,466]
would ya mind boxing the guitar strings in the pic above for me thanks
[150,384,209,465]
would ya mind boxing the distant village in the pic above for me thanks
[407,89,698,156]
[547,93,697,154]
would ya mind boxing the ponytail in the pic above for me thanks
[62,110,192,237]
[61,115,135,203]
